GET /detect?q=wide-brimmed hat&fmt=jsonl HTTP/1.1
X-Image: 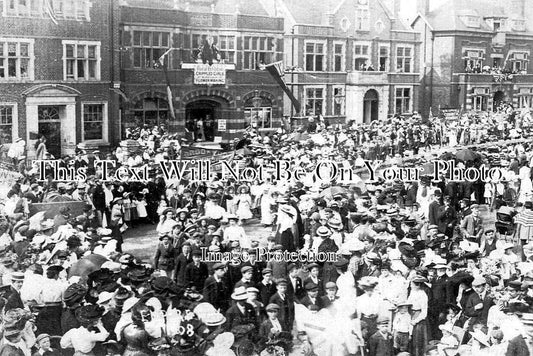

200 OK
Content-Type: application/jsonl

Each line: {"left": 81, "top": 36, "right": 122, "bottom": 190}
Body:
{"left": 327, "top": 218, "right": 343, "bottom": 230}
{"left": 161, "top": 208, "right": 174, "bottom": 216}
{"left": 75, "top": 304, "right": 104, "bottom": 323}
{"left": 316, "top": 226, "right": 332, "bottom": 238}
{"left": 472, "top": 276, "right": 487, "bottom": 286}
{"left": 115, "top": 287, "right": 132, "bottom": 300}
{"left": 470, "top": 330, "right": 490, "bottom": 347}
{"left": 396, "top": 300, "right": 413, "bottom": 308}
{"left": 231, "top": 286, "right": 248, "bottom": 301}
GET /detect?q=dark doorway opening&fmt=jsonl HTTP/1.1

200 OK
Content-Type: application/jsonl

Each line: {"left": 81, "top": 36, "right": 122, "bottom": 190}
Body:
{"left": 185, "top": 100, "right": 221, "bottom": 142}
{"left": 38, "top": 105, "right": 62, "bottom": 158}
{"left": 493, "top": 90, "right": 505, "bottom": 111}
{"left": 363, "top": 89, "right": 379, "bottom": 123}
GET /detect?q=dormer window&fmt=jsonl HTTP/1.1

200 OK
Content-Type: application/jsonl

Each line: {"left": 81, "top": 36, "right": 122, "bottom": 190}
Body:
{"left": 512, "top": 19, "right": 525, "bottom": 32}
{"left": 465, "top": 16, "right": 480, "bottom": 28}
{"left": 493, "top": 20, "right": 502, "bottom": 31}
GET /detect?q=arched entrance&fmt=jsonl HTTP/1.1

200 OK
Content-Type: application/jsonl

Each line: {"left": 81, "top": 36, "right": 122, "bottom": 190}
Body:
{"left": 185, "top": 98, "right": 226, "bottom": 142}
{"left": 493, "top": 90, "right": 505, "bottom": 111}
{"left": 363, "top": 89, "right": 379, "bottom": 123}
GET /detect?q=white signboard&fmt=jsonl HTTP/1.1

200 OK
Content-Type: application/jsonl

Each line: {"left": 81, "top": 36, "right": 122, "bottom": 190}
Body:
{"left": 217, "top": 119, "right": 227, "bottom": 131}
{"left": 194, "top": 64, "right": 226, "bottom": 85}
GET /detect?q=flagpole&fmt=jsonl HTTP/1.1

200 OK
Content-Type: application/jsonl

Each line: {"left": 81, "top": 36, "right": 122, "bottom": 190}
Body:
{"left": 158, "top": 48, "right": 176, "bottom": 121}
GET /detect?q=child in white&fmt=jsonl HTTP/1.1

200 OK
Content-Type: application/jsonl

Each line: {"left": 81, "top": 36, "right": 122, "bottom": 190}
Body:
{"left": 392, "top": 303, "right": 412, "bottom": 353}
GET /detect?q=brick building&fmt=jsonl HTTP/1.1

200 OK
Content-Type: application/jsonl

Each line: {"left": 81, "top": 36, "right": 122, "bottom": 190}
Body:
{"left": 118, "top": 0, "right": 285, "bottom": 142}
{"left": 0, "top": 0, "right": 119, "bottom": 159}
{"left": 261, "top": 0, "right": 421, "bottom": 124}
{"left": 412, "top": 0, "right": 533, "bottom": 116}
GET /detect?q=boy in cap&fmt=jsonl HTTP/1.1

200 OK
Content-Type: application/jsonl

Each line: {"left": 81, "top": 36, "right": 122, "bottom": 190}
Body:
{"left": 367, "top": 317, "right": 393, "bottom": 356}
{"left": 184, "top": 249, "right": 208, "bottom": 291}
{"left": 320, "top": 282, "right": 339, "bottom": 308}
{"left": 33, "top": 333, "right": 60, "bottom": 356}
{"left": 257, "top": 268, "right": 277, "bottom": 307}
{"left": 269, "top": 278, "right": 295, "bottom": 332}
{"left": 300, "top": 282, "right": 322, "bottom": 311}
{"left": 203, "top": 262, "right": 230, "bottom": 313}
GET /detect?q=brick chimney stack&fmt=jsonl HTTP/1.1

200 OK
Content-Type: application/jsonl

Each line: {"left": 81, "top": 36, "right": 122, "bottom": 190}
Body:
{"left": 417, "top": 0, "right": 429, "bottom": 16}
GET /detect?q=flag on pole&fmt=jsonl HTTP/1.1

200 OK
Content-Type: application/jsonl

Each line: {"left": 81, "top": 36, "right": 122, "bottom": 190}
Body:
{"left": 158, "top": 49, "right": 176, "bottom": 120}
{"left": 43, "top": 0, "right": 59, "bottom": 25}
{"left": 264, "top": 61, "right": 301, "bottom": 114}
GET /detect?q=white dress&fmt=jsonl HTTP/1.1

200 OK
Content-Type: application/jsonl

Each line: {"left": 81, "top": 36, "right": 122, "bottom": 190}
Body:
{"left": 260, "top": 190, "right": 274, "bottom": 225}
{"left": 235, "top": 194, "right": 253, "bottom": 220}
{"left": 336, "top": 271, "right": 357, "bottom": 315}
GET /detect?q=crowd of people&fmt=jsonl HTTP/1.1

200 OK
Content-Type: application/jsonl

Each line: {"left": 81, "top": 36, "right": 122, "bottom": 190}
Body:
{"left": 0, "top": 105, "right": 531, "bottom": 356}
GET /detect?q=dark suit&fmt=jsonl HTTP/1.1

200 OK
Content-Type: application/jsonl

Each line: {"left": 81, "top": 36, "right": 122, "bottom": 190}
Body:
{"left": 184, "top": 262, "right": 209, "bottom": 291}
{"left": 257, "top": 281, "right": 277, "bottom": 307}
{"left": 287, "top": 276, "right": 305, "bottom": 301}
{"left": 203, "top": 276, "right": 230, "bottom": 312}
{"left": 303, "top": 276, "right": 324, "bottom": 296}
{"left": 269, "top": 292, "right": 294, "bottom": 331}
{"left": 368, "top": 331, "right": 393, "bottom": 356}
{"left": 319, "top": 295, "right": 339, "bottom": 308}
{"left": 234, "top": 279, "right": 252, "bottom": 290}
{"left": 225, "top": 302, "right": 258, "bottom": 332}
{"left": 154, "top": 243, "right": 176, "bottom": 271}
{"left": 4, "top": 287, "right": 24, "bottom": 311}
{"left": 464, "top": 291, "right": 494, "bottom": 329}
{"left": 174, "top": 253, "right": 192, "bottom": 286}
{"left": 299, "top": 295, "right": 323, "bottom": 310}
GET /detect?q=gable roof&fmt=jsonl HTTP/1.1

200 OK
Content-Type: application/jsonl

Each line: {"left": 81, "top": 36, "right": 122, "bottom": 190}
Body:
{"left": 124, "top": 0, "right": 269, "bottom": 16}
{"left": 416, "top": 0, "right": 533, "bottom": 33}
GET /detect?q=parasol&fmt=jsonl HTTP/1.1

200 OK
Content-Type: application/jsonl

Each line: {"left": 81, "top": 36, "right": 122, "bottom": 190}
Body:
{"left": 319, "top": 186, "right": 349, "bottom": 199}
{"left": 68, "top": 254, "right": 108, "bottom": 279}
{"left": 455, "top": 148, "right": 478, "bottom": 162}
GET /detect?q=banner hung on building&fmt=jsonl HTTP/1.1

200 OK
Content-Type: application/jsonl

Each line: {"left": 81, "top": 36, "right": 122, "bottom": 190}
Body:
{"left": 193, "top": 64, "right": 226, "bottom": 85}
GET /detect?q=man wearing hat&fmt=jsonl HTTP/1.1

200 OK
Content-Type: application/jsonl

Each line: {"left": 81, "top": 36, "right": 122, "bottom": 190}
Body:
{"left": 0, "top": 328, "right": 27, "bottom": 356}
{"left": 4, "top": 271, "right": 25, "bottom": 311}
{"left": 258, "top": 303, "right": 291, "bottom": 349}
{"left": 300, "top": 282, "right": 323, "bottom": 311}
{"left": 184, "top": 248, "right": 209, "bottom": 292}
{"left": 257, "top": 268, "right": 277, "bottom": 307}
{"left": 320, "top": 282, "right": 339, "bottom": 308}
{"left": 460, "top": 204, "right": 484, "bottom": 242}
{"left": 203, "top": 262, "right": 230, "bottom": 312}
{"left": 33, "top": 333, "right": 60, "bottom": 356}
{"left": 174, "top": 242, "right": 192, "bottom": 287}
{"left": 464, "top": 276, "right": 494, "bottom": 330}
{"left": 367, "top": 316, "right": 393, "bottom": 356}
{"left": 269, "top": 278, "right": 295, "bottom": 332}
{"left": 225, "top": 286, "right": 258, "bottom": 334}
{"left": 235, "top": 265, "right": 254, "bottom": 290}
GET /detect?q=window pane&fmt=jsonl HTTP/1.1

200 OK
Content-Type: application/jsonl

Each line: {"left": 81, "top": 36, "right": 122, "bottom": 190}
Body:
{"left": 397, "top": 47, "right": 403, "bottom": 56}
{"left": 316, "top": 55, "right": 323, "bottom": 71}
{"left": 405, "top": 48, "right": 411, "bottom": 56}
{"left": 88, "top": 60, "right": 96, "bottom": 78}
{"left": 335, "top": 44, "right": 343, "bottom": 54}
{"left": 133, "top": 31, "right": 141, "bottom": 46}
{"left": 8, "top": 58, "right": 16, "bottom": 77}
{"left": 306, "top": 43, "right": 314, "bottom": 53}
{"left": 0, "top": 59, "right": 4, "bottom": 78}
{"left": 316, "top": 44, "right": 323, "bottom": 52}
{"left": 84, "top": 105, "right": 103, "bottom": 140}
{"left": 162, "top": 33, "right": 169, "bottom": 47}
{"left": 305, "top": 55, "right": 314, "bottom": 71}
{"left": 20, "top": 58, "right": 29, "bottom": 77}
{"left": 66, "top": 44, "right": 74, "bottom": 57}
{"left": 7, "top": 43, "right": 16, "bottom": 56}
{"left": 143, "top": 32, "right": 151, "bottom": 46}
{"left": 88, "top": 46, "right": 96, "bottom": 58}
{"left": 133, "top": 48, "right": 141, "bottom": 67}
{"left": 0, "top": 43, "right": 3, "bottom": 55}
{"left": 77, "top": 60, "right": 85, "bottom": 78}
{"left": 66, "top": 59, "right": 75, "bottom": 78}
{"left": 20, "top": 43, "right": 28, "bottom": 57}
{"left": 153, "top": 32, "right": 161, "bottom": 47}
{"left": 77, "top": 45, "right": 85, "bottom": 58}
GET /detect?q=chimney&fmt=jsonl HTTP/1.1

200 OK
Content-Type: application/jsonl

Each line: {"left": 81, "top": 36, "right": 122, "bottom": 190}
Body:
{"left": 394, "top": 0, "right": 401, "bottom": 17}
{"left": 417, "top": 0, "right": 429, "bottom": 16}
{"left": 510, "top": 0, "right": 525, "bottom": 17}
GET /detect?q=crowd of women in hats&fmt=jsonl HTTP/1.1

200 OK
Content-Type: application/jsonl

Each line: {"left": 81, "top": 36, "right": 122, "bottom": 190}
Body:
{"left": 299, "top": 103, "right": 532, "bottom": 164}
{"left": 0, "top": 105, "right": 532, "bottom": 356}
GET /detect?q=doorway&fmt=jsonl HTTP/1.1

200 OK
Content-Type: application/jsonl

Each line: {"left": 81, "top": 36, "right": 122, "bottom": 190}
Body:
{"left": 493, "top": 90, "right": 505, "bottom": 111}
{"left": 363, "top": 89, "right": 379, "bottom": 123}
{"left": 38, "top": 105, "right": 62, "bottom": 158}
{"left": 185, "top": 100, "right": 221, "bottom": 141}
